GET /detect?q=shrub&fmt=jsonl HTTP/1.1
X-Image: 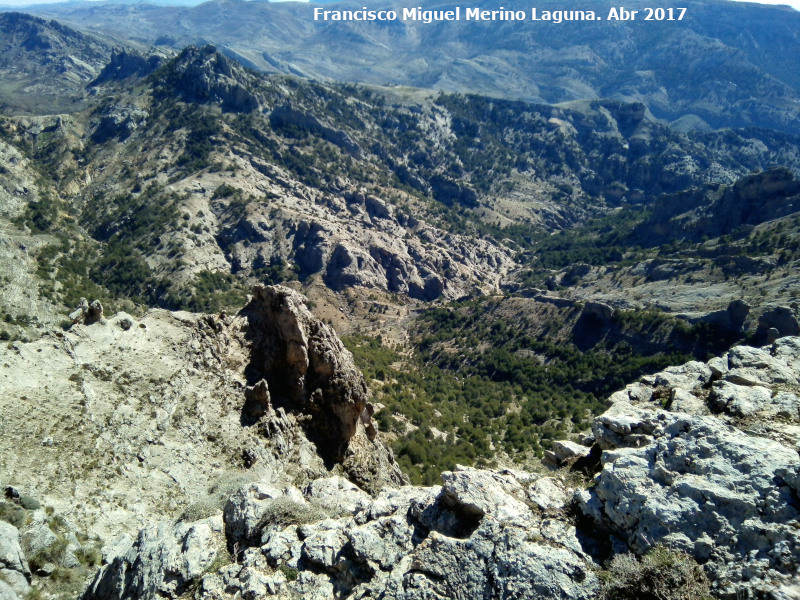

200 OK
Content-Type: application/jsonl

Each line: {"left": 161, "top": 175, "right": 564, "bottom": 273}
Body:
{"left": 599, "top": 545, "right": 712, "bottom": 600}
{"left": 0, "top": 502, "right": 27, "bottom": 528}
{"left": 19, "top": 496, "right": 41, "bottom": 510}
{"left": 257, "top": 497, "right": 326, "bottom": 532}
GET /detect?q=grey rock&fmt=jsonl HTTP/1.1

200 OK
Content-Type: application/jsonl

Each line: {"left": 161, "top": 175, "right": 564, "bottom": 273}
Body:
{"left": 20, "top": 521, "right": 56, "bottom": 558}
{"left": 325, "top": 243, "right": 388, "bottom": 291}
{"left": 304, "top": 476, "right": 371, "bottom": 515}
{"left": 0, "top": 521, "right": 30, "bottom": 582}
{"left": 101, "top": 533, "right": 134, "bottom": 564}
{"left": 649, "top": 360, "right": 712, "bottom": 390}
{"left": 223, "top": 482, "right": 305, "bottom": 546}
{"left": 710, "top": 380, "right": 773, "bottom": 418}
{"left": 299, "top": 520, "right": 348, "bottom": 571}
{"left": 724, "top": 345, "right": 798, "bottom": 387}
{"left": 82, "top": 517, "right": 220, "bottom": 600}
{"left": 575, "top": 338, "right": 800, "bottom": 597}
{"left": 758, "top": 306, "right": 800, "bottom": 339}
{"left": 583, "top": 301, "right": 614, "bottom": 323}
{"left": 527, "top": 478, "right": 569, "bottom": 512}
{"left": 261, "top": 525, "right": 304, "bottom": 569}
{"left": 550, "top": 440, "right": 591, "bottom": 465}
{"left": 0, "top": 579, "right": 19, "bottom": 600}
{"left": 0, "top": 570, "right": 29, "bottom": 598}
{"left": 240, "top": 285, "right": 405, "bottom": 489}
{"left": 219, "top": 466, "right": 598, "bottom": 600}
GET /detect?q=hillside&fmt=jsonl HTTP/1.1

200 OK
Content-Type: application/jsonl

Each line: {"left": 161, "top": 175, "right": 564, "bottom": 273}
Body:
{"left": 2, "top": 41, "right": 799, "bottom": 331}
{"left": 23, "top": 0, "right": 800, "bottom": 134}
{"left": 1, "top": 9, "right": 800, "bottom": 599}
{"left": 0, "top": 12, "right": 115, "bottom": 114}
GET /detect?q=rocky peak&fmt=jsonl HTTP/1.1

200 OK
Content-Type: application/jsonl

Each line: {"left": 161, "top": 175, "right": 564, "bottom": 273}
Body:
{"left": 91, "top": 48, "right": 164, "bottom": 86}
{"left": 153, "top": 45, "right": 259, "bottom": 112}
{"left": 238, "top": 285, "right": 404, "bottom": 490}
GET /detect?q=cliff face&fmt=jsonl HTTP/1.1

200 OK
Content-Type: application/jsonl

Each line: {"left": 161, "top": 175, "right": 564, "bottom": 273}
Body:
{"left": 76, "top": 336, "right": 800, "bottom": 600}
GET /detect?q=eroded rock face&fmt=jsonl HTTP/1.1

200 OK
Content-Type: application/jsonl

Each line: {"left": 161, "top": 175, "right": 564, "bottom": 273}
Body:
{"left": 239, "top": 285, "right": 405, "bottom": 490}
{"left": 580, "top": 336, "right": 800, "bottom": 598}
{"left": 0, "top": 521, "right": 30, "bottom": 600}
{"left": 240, "top": 285, "right": 367, "bottom": 456}
{"left": 82, "top": 517, "right": 222, "bottom": 600}
{"left": 76, "top": 338, "right": 800, "bottom": 600}
{"left": 160, "top": 46, "right": 259, "bottom": 112}
{"left": 208, "top": 470, "right": 598, "bottom": 600}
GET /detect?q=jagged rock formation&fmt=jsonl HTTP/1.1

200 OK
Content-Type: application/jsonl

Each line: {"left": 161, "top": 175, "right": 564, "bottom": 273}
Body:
{"left": 0, "top": 521, "right": 31, "bottom": 600}
{"left": 90, "top": 49, "right": 163, "bottom": 86}
{"left": 68, "top": 298, "right": 104, "bottom": 324}
{"left": 238, "top": 285, "right": 405, "bottom": 490}
{"left": 0, "top": 286, "right": 403, "bottom": 548}
{"left": 153, "top": 45, "right": 260, "bottom": 113}
{"left": 83, "top": 516, "right": 222, "bottom": 600}
{"left": 86, "top": 470, "right": 598, "bottom": 600}
{"left": 633, "top": 168, "right": 800, "bottom": 245}
{"left": 79, "top": 337, "right": 800, "bottom": 600}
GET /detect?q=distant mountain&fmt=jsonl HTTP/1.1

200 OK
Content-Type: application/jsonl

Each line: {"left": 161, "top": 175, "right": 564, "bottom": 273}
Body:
{"left": 19, "top": 0, "right": 800, "bottom": 133}
{"left": 0, "top": 12, "right": 115, "bottom": 113}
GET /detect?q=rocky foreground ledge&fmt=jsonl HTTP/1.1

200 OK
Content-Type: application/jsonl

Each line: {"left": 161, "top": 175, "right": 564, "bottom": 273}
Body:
{"left": 75, "top": 337, "right": 800, "bottom": 600}
{"left": 2, "top": 289, "right": 799, "bottom": 600}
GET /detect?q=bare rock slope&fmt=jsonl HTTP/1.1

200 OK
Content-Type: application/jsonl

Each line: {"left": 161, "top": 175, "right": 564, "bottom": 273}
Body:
{"left": 0, "top": 285, "right": 402, "bottom": 544}
{"left": 81, "top": 336, "right": 800, "bottom": 599}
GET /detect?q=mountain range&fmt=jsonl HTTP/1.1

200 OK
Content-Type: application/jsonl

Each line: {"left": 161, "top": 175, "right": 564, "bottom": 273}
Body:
{"left": 1, "top": 3, "right": 800, "bottom": 599}
{"left": 15, "top": 0, "right": 800, "bottom": 134}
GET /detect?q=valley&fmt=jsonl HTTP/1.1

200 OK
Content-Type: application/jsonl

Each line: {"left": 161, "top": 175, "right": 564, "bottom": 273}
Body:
{"left": 0, "top": 4, "right": 799, "bottom": 599}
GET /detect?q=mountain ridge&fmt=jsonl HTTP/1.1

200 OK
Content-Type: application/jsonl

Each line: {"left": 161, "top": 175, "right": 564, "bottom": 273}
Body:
{"left": 19, "top": 0, "right": 800, "bottom": 134}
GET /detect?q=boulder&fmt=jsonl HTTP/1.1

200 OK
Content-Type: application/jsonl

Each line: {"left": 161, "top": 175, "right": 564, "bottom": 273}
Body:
{"left": 82, "top": 517, "right": 221, "bottom": 600}
{"left": 0, "top": 522, "right": 30, "bottom": 586}
{"left": 223, "top": 482, "right": 306, "bottom": 547}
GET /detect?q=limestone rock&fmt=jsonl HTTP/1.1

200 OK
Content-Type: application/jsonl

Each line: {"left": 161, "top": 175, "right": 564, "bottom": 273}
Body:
{"left": 82, "top": 517, "right": 222, "bottom": 600}
{"left": 223, "top": 482, "right": 306, "bottom": 547}
{"left": 574, "top": 336, "right": 800, "bottom": 597}
{"left": 166, "top": 46, "right": 259, "bottom": 112}
{"left": 0, "top": 521, "right": 30, "bottom": 585}
{"left": 212, "top": 466, "right": 598, "bottom": 600}
{"left": 304, "top": 476, "right": 371, "bottom": 515}
{"left": 239, "top": 285, "right": 405, "bottom": 489}
{"left": 0, "top": 579, "right": 20, "bottom": 600}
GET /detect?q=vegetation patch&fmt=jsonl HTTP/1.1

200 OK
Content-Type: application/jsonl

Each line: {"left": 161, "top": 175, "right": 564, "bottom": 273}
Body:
{"left": 599, "top": 545, "right": 712, "bottom": 600}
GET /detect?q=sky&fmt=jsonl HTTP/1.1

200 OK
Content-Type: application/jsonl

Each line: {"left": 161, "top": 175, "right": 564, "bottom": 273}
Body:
{"left": 1, "top": 0, "right": 799, "bottom": 9}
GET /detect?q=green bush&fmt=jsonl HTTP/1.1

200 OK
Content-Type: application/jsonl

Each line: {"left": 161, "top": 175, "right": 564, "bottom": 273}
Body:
{"left": 19, "top": 496, "right": 41, "bottom": 510}
{"left": 0, "top": 502, "right": 28, "bottom": 528}
{"left": 599, "top": 545, "right": 712, "bottom": 600}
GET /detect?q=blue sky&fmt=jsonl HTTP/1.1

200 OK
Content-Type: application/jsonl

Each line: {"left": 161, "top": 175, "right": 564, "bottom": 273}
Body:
{"left": 1, "top": 0, "right": 799, "bottom": 9}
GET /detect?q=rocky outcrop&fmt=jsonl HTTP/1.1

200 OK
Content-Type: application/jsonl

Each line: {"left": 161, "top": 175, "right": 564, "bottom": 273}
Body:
{"left": 201, "top": 470, "right": 598, "bottom": 600}
{"left": 82, "top": 516, "right": 222, "bottom": 600}
{"left": 91, "top": 105, "right": 149, "bottom": 143}
{"left": 157, "top": 46, "right": 259, "bottom": 112}
{"left": 0, "top": 521, "right": 31, "bottom": 600}
{"left": 239, "top": 285, "right": 405, "bottom": 490}
{"left": 68, "top": 298, "right": 104, "bottom": 324}
{"left": 757, "top": 305, "right": 800, "bottom": 341}
{"left": 578, "top": 336, "right": 800, "bottom": 598}
{"left": 73, "top": 335, "right": 800, "bottom": 600}
{"left": 270, "top": 104, "right": 362, "bottom": 158}
{"left": 90, "top": 49, "right": 163, "bottom": 86}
